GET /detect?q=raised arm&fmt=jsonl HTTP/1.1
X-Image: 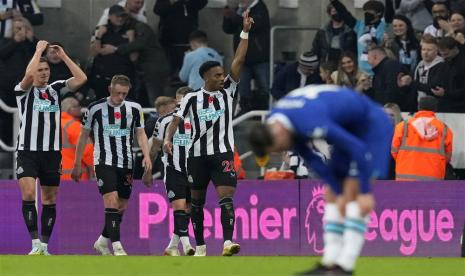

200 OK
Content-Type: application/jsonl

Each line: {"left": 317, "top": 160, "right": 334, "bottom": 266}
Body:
{"left": 19, "top": 40, "right": 48, "bottom": 90}
{"left": 71, "top": 128, "right": 91, "bottom": 182}
{"left": 230, "top": 11, "right": 253, "bottom": 82}
{"left": 52, "top": 45, "right": 87, "bottom": 91}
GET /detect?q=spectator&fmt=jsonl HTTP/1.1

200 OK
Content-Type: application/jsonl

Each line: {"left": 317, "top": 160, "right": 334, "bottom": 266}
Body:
{"left": 45, "top": 42, "right": 72, "bottom": 83}
{"left": 0, "top": 17, "right": 37, "bottom": 145}
{"left": 116, "top": 17, "right": 170, "bottom": 107}
{"left": 331, "top": 51, "right": 371, "bottom": 93}
{"left": 367, "top": 46, "right": 416, "bottom": 111}
{"left": 424, "top": 1, "right": 450, "bottom": 37}
{"left": 383, "top": 102, "right": 403, "bottom": 180}
{"left": 179, "top": 30, "right": 223, "bottom": 91}
{"left": 330, "top": 0, "right": 387, "bottom": 75}
{"left": 89, "top": 5, "right": 136, "bottom": 100}
{"left": 60, "top": 96, "right": 93, "bottom": 181}
{"left": 319, "top": 62, "right": 336, "bottom": 84}
{"left": 413, "top": 34, "right": 448, "bottom": 103}
{"left": 384, "top": 14, "right": 420, "bottom": 73}
{"left": 391, "top": 96, "right": 453, "bottom": 181}
{"left": 311, "top": 2, "right": 357, "bottom": 64}
{"left": 223, "top": 0, "right": 270, "bottom": 113}
{"left": 97, "top": 0, "right": 147, "bottom": 26}
{"left": 0, "top": 0, "right": 43, "bottom": 38}
{"left": 154, "top": 0, "right": 208, "bottom": 80}
{"left": 271, "top": 52, "right": 324, "bottom": 100}
{"left": 385, "top": 0, "right": 432, "bottom": 32}
{"left": 437, "top": 36, "right": 465, "bottom": 112}
{"left": 440, "top": 10, "right": 465, "bottom": 45}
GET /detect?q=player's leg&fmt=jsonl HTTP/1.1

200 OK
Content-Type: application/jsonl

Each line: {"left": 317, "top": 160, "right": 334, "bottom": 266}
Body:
{"left": 17, "top": 151, "right": 41, "bottom": 254}
{"left": 187, "top": 156, "right": 210, "bottom": 256}
{"left": 211, "top": 152, "right": 240, "bottom": 256}
{"left": 164, "top": 167, "right": 194, "bottom": 256}
{"left": 37, "top": 151, "right": 62, "bottom": 256}
{"left": 93, "top": 165, "right": 120, "bottom": 255}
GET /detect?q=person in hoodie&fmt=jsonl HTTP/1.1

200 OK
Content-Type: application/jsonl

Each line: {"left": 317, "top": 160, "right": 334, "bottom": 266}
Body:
{"left": 391, "top": 96, "right": 453, "bottom": 181}
{"left": 330, "top": 0, "right": 387, "bottom": 75}
{"left": 413, "top": 34, "right": 448, "bottom": 103}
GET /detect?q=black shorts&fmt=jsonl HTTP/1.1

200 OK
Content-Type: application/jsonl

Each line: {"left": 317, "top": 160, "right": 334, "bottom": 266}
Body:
{"left": 94, "top": 165, "right": 133, "bottom": 199}
{"left": 187, "top": 152, "right": 237, "bottom": 190}
{"left": 164, "top": 165, "right": 191, "bottom": 203}
{"left": 16, "top": 151, "right": 62, "bottom": 186}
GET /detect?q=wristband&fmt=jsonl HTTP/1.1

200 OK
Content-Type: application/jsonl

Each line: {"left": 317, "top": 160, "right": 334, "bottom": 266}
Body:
{"left": 240, "top": 31, "right": 249, "bottom": 40}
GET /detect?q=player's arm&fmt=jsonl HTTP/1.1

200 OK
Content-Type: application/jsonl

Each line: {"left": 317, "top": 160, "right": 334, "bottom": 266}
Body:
{"left": 19, "top": 40, "right": 48, "bottom": 91}
{"left": 71, "top": 128, "right": 91, "bottom": 182}
{"left": 137, "top": 127, "right": 153, "bottom": 178}
{"left": 230, "top": 11, "right": 253, "bottom": 82}
{"left": 163, "top": 116, "right": 181, "bottom": 155}
{"left": 53, "top": 45, "right": 87, "bottom": 91}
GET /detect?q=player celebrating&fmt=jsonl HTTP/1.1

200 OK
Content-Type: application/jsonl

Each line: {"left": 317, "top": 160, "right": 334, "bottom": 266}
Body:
{"left": 249, "top": 85, "right": 392, "bottom": 275}
{"left": 15, "top": 41, "right": 87, "bottom": 255}
{"left": 71, "top": 75, "right": 152, "bottom": 256}
{"left": 143, "top": 87, "right": 195, "bottom": 256}
{"left": 163, "top": 12, "right": 253, "bottom": 257}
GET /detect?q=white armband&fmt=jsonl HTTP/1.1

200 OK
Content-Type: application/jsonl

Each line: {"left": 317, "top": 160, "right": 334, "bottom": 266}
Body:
{"left": 240, "top": 31, "right": 249, "bottom": 40}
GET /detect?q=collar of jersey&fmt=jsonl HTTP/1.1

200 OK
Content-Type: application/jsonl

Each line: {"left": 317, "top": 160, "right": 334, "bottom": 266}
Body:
{"left": 200, "top": 87, "right": 220, "bottom": 94}
{"left": 106, "top": 97, "right": 125, "bottom": 108}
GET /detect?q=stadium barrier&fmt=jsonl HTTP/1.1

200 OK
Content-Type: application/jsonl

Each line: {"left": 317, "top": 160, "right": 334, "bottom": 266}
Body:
{"left": 1, "top": 180, "right": 464, "bottom": 256}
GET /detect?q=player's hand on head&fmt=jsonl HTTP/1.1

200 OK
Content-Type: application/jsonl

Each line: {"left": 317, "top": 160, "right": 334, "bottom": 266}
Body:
{"left": 36, "top": 40, "right": 49, "bottom": 52}
{"left": 242, "top": 11, "right": 254, "bottom": 32}
{"left": 52, "top": 45, "right": 66, "bottom": 59}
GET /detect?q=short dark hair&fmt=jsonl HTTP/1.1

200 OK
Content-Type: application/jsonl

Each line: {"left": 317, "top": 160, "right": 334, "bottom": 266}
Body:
{"left": 368, "top": 46, "right": 387, "bottom": 56}
{"left": 421, "top": 34, "right": 438, "bottom": 45}
{"left": 248, "top": 123, "right": 273, "bottom": 158}
{"left": 437, "top": 36, "right": 458, "bottom": 50}
{"left": 189, "top": 30, "right": 208, "bottom": 44}
{"left": 363, "top": 0, "right": 385, "bottom": 14}
{"left": 199, "top": 61, "right": 222, "bottom": 78}
{"left": 418, "top": 96, "right": 438, "bottom": 112}
{"left": 39, "top": 57, "right": 49, "bottom": 64}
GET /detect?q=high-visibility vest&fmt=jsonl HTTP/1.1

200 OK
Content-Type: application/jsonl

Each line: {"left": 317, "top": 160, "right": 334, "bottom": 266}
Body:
{"left": 61, "top": 112, "right": 94, "bottom": 180}
{"left": 391, "top": 111, "right": 453, "bottom": 181}
{"left": 233, "top": 147, "right": 246, "bottom": 179}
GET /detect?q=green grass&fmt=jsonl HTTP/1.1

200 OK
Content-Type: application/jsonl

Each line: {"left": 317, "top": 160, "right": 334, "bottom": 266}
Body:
{"left": 0, "top": 256, "right": 464, "bottom": 276}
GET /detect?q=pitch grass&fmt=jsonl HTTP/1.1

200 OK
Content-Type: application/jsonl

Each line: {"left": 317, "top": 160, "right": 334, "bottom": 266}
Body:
{"left": 1, "top": 256, "right": 464, "bottom": 276}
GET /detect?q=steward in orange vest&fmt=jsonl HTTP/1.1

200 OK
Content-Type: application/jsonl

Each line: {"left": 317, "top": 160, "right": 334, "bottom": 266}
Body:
{"left": 60, "top": 97, "right": 94, "bottom": 180}
{"left": 391, "top": 96, "right": 453, "bottom": 181}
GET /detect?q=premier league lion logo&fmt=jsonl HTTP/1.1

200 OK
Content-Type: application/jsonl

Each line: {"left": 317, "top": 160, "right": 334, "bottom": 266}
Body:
{"left": 305, "top": 185, "right": 325, "bottom": 254}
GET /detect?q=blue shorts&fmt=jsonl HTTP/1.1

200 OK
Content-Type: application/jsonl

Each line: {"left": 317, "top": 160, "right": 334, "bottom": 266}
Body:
{"left": 327, "top": 111, "right": 392, "bottom": 194}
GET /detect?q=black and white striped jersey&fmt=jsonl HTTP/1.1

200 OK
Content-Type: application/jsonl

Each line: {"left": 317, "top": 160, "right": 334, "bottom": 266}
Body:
{"left": 174, "top": 75, "right": 237, "bottom": 157}
{"left": 15, "top": 80, "right": 70, "bottom": 151}
{"left": 82, "top": 97, "right": 144, "bottom": 169}
{"left": 153, "top": 112, "right": 191, "bottom": 173}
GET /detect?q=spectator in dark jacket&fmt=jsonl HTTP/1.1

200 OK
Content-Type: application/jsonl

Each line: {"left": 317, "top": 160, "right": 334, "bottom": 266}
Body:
{"left": 223, "top": 0, "right": 270, "bottom": 113}
{"left": 367, "top": 46, "right": 416, "bottom": 111}
{"left": 154, "top": 0, "right": 208, "bottom": 79}
{"left": 0, "top": 0, "right": 43, "bottom": 38}
{"left": 117, "top": 17, "right": 170, "bottom": 107}
{"left": 413, "top": 34, "right": 448, "bottom": 103}
{"left": 0, "top": 16, "right": 37, "bottom": 144}
{"left": 312, "top": 2, "right": 357, "bottom": 65}
{"left": 271, "top": 52, "right": 324, "bottom": 100}
{"left": 438, "top": 36, "right": 465, "bottom": 112}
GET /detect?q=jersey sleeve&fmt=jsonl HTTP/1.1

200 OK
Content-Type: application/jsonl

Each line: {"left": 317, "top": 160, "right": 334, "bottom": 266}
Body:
{"left": 14, "top": 82, "right": 31, "bottom": 96}
{"left": 223, "top": 74, "right": 238, "bottom": 97}
{"left": 135, "top": 104, "right": 145, "bottom": 129}
{"left": 174, "top": 94, "right": 193, "bottom": 120}
{"left": 81, "top": 106, "right": 95, "bottom": 130}
{"left": 153, "top": 117, "right": 165, "bottom": 141}
{"left": 50, "top": 80, "right": 71, "bottom": 96}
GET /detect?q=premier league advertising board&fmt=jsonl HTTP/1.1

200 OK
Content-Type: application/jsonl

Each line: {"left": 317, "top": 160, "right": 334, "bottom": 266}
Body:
{"left": 1, "top": 180, "right": 464, "bottom": 256}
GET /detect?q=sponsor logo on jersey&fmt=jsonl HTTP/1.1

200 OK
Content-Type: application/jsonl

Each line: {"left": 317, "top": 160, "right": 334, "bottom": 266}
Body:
{"left": 198, "top": 108, "right": 224, "bottom": 122}
{"left": 173, "top": 133, "right": 191, "bottom": 146}
{"left": 33, "top": 98, "right": 59, "bottom": 112}
{"left": 16, "top": 166, "right": 24, "bottom": 175}
{"left": 103, "top": 124, "right": 130, "bottom": 137}
{"left": 97, "top": 179, "right": 104, "bottom": 187}
{"left": 167, "top": 190, "right": 175, "bottom": 199}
